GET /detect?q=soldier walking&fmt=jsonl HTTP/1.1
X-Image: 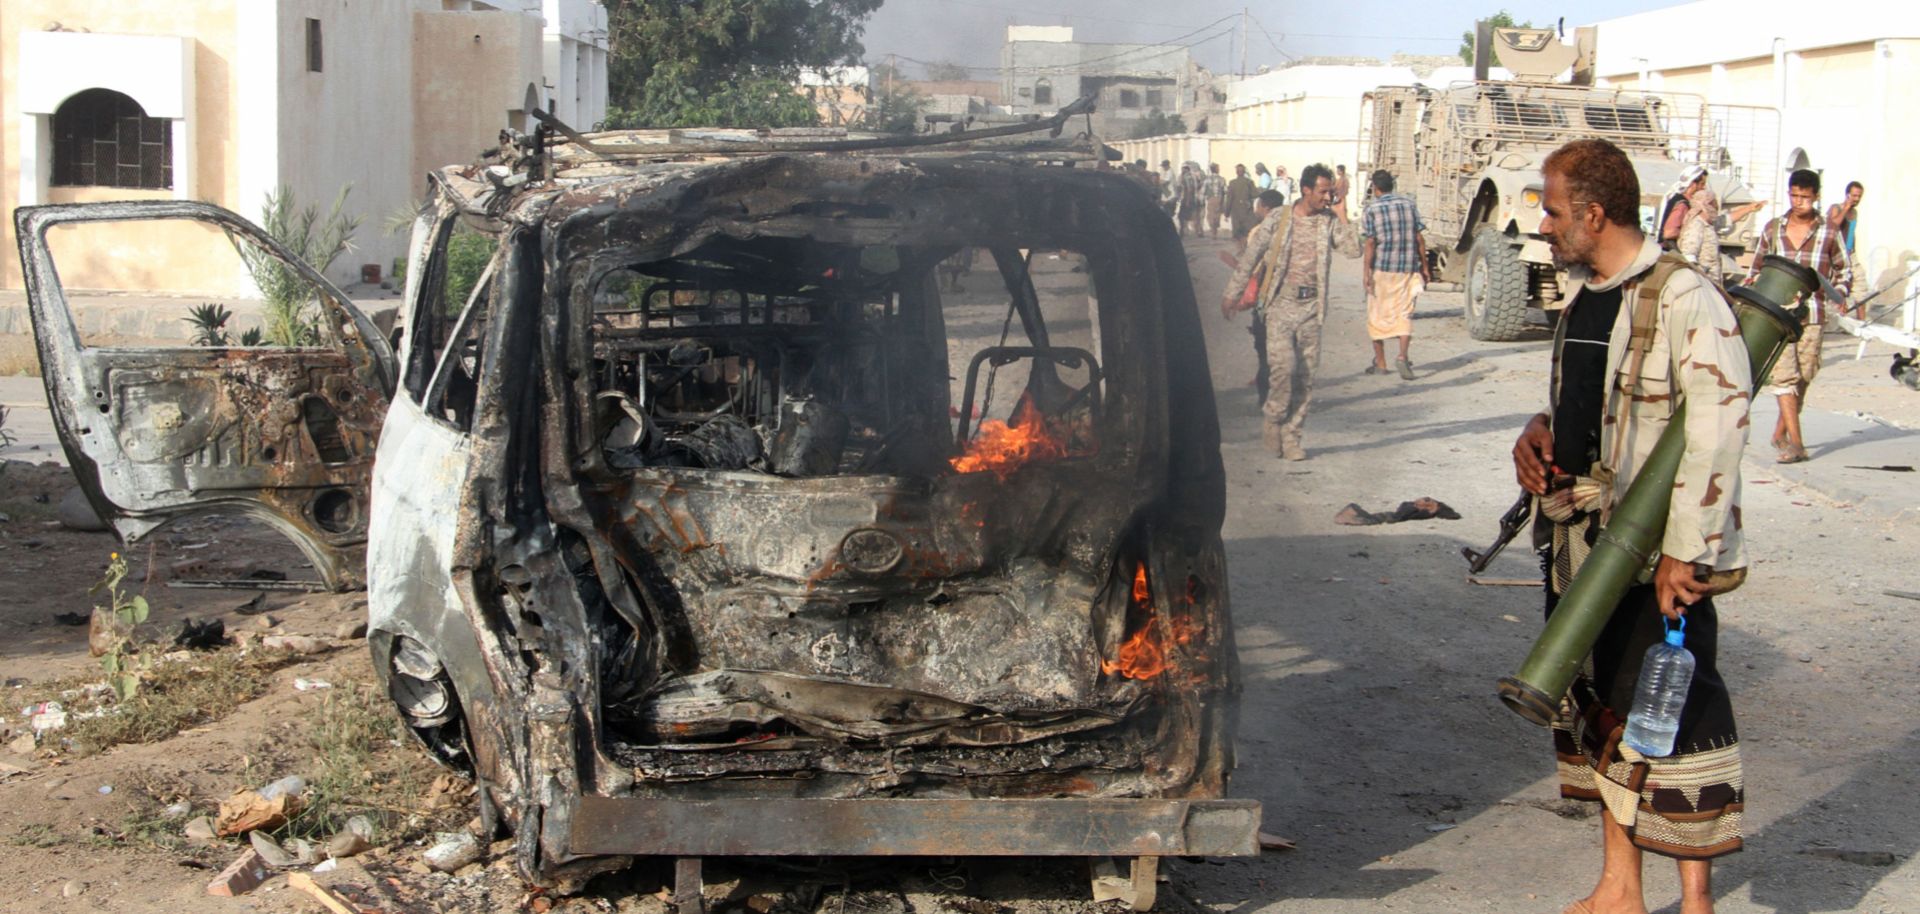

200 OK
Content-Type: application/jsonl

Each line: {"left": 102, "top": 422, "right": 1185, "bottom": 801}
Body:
{"left": 1225, "top": 164, "right": 1258, "bottom": 247}
{"left": 1202, "top": 163, "right": 1229, "bottom": 239}
{"left": 1224, "top": 165, "right": 1358, "bottom": 459}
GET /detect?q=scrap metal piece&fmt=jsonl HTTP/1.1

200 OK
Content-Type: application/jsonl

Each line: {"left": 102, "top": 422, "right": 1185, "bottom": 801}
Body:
{"left": 673, "top": 858, "right": 704, "bottom": 914}
{"left": 567, "top": 798, "right": 1261, "bottom": 857}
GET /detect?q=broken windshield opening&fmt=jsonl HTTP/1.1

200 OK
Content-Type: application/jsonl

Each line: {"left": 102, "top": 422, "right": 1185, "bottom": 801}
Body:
{"left": 582, "top": 236, "right": 1107, "bottom": 480}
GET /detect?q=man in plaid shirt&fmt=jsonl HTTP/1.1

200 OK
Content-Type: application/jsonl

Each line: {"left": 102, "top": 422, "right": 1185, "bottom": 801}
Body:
{"left": 1361, "top": 170, "right": 1430, "bottom": 380}
{"left": 1745, "top": 168, "right": 1851, "bottom": 463}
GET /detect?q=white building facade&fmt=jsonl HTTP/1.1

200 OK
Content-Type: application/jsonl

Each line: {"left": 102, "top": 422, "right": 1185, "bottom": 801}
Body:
{"left": 1587, "top": 0, "right": 1920, "bottom": 290}
{"left": 3, "top": 0, "right": 609, "bottom": 294}
{"left": 1112, "top": 61, "right": 1486, "bottom": 185}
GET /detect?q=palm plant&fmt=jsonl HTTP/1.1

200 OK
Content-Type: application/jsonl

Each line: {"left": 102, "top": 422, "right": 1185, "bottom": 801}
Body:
{"left": 232, "top": 186, "right": 360, "bottom": 347}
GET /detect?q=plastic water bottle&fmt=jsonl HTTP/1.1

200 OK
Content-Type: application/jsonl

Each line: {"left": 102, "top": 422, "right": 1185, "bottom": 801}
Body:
{"left": 1623, "top": 618, "right": 1695, "bottom": 757}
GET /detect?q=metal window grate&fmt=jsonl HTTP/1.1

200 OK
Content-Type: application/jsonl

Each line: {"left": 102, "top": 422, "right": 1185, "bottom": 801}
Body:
{"left": 50, "top": 88, "right": 172, "bottom": 190}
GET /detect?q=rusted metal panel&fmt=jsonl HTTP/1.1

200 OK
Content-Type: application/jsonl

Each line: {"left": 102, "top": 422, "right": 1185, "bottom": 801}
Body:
{"left": 13, "top": 200, "right": 396, "bottom": 592}
{"left": 567, "top": 798, "right": 1261, "bottom": 857}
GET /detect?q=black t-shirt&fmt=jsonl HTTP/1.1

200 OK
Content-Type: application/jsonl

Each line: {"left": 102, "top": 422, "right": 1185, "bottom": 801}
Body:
{"left": 1552, "top": 285, "right": 1623, "bottom": 477}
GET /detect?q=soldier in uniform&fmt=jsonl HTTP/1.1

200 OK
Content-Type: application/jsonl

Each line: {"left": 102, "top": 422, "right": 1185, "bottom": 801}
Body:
{"left": 1223, "top": 164, "right": 1358, "bottom": 459}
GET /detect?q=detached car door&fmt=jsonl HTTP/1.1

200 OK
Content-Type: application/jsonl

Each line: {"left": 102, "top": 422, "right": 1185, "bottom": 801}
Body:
{"left": 15, "top": 200, "right": 395, "bottom": 591}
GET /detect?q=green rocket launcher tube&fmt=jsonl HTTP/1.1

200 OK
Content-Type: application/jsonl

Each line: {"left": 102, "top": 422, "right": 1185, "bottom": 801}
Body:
{"left": 1497, "top": 255, "right": 1819, "bottom": 726}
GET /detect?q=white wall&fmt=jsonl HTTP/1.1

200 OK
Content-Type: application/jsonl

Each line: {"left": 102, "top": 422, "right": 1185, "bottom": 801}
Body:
{"left": 542, "top": 0, "right": 608, "bottom": 128}
{"left": 274, "top": 0, "right": 415, "bottom": 288}
{"left": 1588, "top": 0, "right": 1920, "bottom": 76}
{"left": 1588, "top": 0, "right": 1920, "bottom": 286}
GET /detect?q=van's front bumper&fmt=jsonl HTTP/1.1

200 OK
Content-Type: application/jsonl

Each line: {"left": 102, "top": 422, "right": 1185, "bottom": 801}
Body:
{"left": 568, "top": 797, "right": 1262, "bottom": 857}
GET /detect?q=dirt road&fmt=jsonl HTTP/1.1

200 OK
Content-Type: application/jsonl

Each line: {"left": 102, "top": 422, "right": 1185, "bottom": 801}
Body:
{"left": 1178, "top": 228, "right": 1919, "bottom": 914}
{"left": 1, "top": 227, "right": 1916, "bottom": 913}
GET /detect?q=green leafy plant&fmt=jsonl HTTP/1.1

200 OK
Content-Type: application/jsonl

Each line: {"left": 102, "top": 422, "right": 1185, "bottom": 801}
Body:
{"left": 233, "top": 185, "right": 360, "bottom": 347}
{"left": 90, "top": 552, "right": 150, "bottom": 700}
{"left": 0, "top": 404, "right": 15, "bottom": 451}
{"left": 603, "top": 0, "right": 881, "bottom": 128}
{"left": 184, "top": 303, "right": 233, "bottom": 346}
{"left": 443, "top": 231, "right": 494, "bottom": 315}
{"left": 866, "top": 80, "right": 928, "bottom": 134}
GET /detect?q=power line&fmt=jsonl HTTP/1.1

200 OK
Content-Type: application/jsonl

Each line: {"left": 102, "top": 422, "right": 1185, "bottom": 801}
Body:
{"left": 1245, "top": 14, "right": 1296, "bottom": 64}
{"left": 925, "top": 0, "right": 1190, "bottom": 31}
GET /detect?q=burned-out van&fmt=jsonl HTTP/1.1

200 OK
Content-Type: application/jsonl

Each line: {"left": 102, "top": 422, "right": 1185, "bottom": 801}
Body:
{"left": 17, "top": 109, "right": 1255, "bottom": 906}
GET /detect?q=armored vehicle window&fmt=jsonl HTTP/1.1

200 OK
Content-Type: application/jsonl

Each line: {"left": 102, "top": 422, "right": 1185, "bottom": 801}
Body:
{"left": 1582, "top": 104, "right": 1654, "bottom": 136}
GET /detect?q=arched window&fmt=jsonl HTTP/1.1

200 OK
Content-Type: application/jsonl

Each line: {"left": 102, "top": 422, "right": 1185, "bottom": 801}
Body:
{"left": 1033, "top": 79, "right": 1053, "bottom": 106}
{"left": 51, "top": 89, "right": 173, "bottom": 190}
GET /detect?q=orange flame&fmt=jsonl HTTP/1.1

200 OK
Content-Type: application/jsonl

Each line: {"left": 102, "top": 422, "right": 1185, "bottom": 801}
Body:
{"left": 949, "top": 399, "right": 1076, "bottom": 479}
{"left": 1103, "top": 621, "right": 1169, "bottom": 680}
{"left": 1104, "top": 562, "right": 1173, "bottom": 680}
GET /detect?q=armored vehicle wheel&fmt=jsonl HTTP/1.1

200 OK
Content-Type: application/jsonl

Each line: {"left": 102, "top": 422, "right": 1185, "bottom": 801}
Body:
{"left": 1464, "top": 228, "right": 1529, "bottom": 342}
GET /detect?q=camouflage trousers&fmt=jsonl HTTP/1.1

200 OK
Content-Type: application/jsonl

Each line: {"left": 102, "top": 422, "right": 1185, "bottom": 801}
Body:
{"left": 1262, "top": 299, "right": 1322, "bottom": 440}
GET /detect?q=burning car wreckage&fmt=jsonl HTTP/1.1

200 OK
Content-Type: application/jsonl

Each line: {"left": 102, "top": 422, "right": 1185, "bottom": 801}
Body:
{"left": 16, "top": 97, "right": 1258, "bottom": 904}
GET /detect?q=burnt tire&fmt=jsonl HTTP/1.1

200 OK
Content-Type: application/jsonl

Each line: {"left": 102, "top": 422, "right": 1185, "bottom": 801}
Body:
{"left": 1464, "top": 228, "right": 1530, "bottom": 342}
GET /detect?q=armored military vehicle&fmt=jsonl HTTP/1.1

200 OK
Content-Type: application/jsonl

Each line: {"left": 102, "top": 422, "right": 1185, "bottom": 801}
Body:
{"left": 1359, "top": 27, "right": 1777, "bottom": 340}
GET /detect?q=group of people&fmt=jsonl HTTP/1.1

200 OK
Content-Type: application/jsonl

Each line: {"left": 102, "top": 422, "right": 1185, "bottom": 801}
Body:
{"left": 1211, "top": 160, "right": 1425, "bottom": 460}
{"left": 1189, "top": 137, "right": 1856, "bottom": 914}
{"left": 1127, "top": 159, "right": 1304, "bottom": 239}
{"left": 1189, "top": 148, "right": 1861, "bottom": 473}
{"left": 1659, "top": 162, "right": 1865, "bottom": 463}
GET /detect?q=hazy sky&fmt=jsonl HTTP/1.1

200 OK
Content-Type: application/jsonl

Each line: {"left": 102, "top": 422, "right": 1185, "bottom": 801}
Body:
{"left": 858, "top": 0, "right": 1681, "bottom": 77}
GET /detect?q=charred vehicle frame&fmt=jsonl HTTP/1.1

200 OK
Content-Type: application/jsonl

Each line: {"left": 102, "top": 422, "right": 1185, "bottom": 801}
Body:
{"left": 18, "top": 104, "right": 1256, "bottom": 905}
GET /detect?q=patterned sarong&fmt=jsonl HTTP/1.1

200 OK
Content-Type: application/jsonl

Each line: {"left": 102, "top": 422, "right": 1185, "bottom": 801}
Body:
{"left": 1546, "top": 580, "right": 1745, "bottom": 859}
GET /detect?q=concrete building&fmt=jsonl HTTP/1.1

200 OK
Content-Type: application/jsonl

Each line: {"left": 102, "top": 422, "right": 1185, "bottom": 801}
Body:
{"left": 1, "top": 0, "right": 607, "bottom": 296}
{"left": 1113, "top": 59, "right": 1483, "bottom": 184}
{"left": 1587, "top": 0, "right": 1920, "bottom": 289}
{"left": 909, "top": 79, "right": 1004, "bottom": 119}
{"left": 999, "top": 26, "right": 1205, "bottom": 137}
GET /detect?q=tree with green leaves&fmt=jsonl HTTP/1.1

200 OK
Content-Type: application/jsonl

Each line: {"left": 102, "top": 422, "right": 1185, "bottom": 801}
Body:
{"left": 1460, "top": 10, "right": 1533, "bottom": 65}
{"left": 604, "top": 0, "right": 884, "bottom": 129}
{"left": 866, "top": 81, "right": 928, "bottom": 135}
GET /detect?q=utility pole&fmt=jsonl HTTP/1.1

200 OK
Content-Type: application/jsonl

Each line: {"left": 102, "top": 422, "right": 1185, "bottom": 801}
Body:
{"left": 1239, "top": 8, "right": 1248, "bottom": 78}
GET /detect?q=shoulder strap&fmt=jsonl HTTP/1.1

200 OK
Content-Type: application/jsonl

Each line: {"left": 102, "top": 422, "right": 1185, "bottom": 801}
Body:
{"left": 1259, "top": 206, "right": 1295, "bottom": 277}
{"left": 1627, "top": 251, "right": 1694, "bottom": 364}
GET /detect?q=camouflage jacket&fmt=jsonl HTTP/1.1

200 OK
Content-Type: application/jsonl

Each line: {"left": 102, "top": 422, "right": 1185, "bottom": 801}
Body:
{"left": 1545, "top": 237, "right": 1752, "bottom": 570}
{"left": 1256, "top": 203, "right": 1361, "bottom": 316}
{"left": 1222, "top": 208, "right": 1286, "bottom": 309}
